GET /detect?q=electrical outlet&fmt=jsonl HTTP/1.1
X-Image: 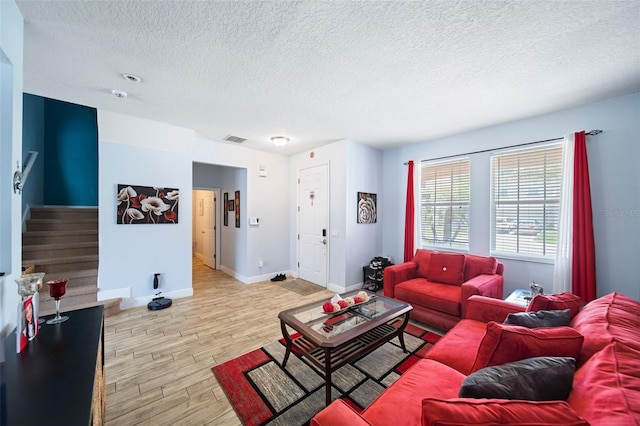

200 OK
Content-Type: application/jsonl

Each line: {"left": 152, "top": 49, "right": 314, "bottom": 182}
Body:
{"left": 258, "top": 260, "right": 264, "bottom": 268}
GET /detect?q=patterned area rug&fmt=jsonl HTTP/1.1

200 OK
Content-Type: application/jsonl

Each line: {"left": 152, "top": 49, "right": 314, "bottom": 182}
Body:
{"left": 212, "top": 320, "right": 442, "bottom": 426}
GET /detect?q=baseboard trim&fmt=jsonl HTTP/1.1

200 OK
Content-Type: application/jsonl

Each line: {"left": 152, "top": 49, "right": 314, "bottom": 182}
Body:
{"left": 97, "top": 287, "right": 131, "bottom": 301}
{"left": 246, "top": 270, "right": 297, "bottom": 284}
{"left": 219, "top": 265, "right": 248, "bottom": 283}
{"left": 220, "top": 266, "right": 298, "bottom": 285}
{"left": 99, "top": 287, "right": 194, "bottom": 309}
{"left": 327, "top": 282, "right": 355, "bottom": 293}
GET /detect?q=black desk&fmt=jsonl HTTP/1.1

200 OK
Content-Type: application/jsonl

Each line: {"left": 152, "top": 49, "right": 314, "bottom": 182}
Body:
{"left": 4, "top": 306, "right": 104, "bottom": 426}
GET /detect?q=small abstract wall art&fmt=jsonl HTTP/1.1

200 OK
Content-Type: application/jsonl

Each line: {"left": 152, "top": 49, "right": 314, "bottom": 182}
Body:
{"left": 117, "top": 184, "right": 179, "bottom": 224}
{"left": 228, "top": 200, "right": 235, "bottom": 212}
{"left": 223, "top": 192, "right": 228, "bottom": 226}
{"left": 357, "top": 192, "right": 377, "bottom": 224}
{"left": 235, "top": 191, "right": 241, "bottom": 228}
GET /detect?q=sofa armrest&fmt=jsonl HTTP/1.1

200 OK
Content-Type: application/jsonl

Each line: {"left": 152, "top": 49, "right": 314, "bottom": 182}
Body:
{"left": 465, "top": 295, "right": 526, "bottom": 323}
{"left": 383, "top": 261, "right": 418, "bottom": 298}
{"left": 310, "top": 400, "right": 373, "bottom": 426}
{"left": 460, "top": 274, "right": 504, "bottom": 319}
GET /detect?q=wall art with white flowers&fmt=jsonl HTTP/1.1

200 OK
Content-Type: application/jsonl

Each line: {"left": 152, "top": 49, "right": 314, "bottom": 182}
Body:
{"left": 117, "top": 184, "right": 179, "bottom": 224}
{"left": 357, "top": 192, "right": 377, "bottom": 224}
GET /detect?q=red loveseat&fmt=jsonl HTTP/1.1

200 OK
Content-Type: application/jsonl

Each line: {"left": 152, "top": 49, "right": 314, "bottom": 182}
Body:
{"left": 311, "top": 292, "right": 640, "bottom": 426}
{"left": 383, "top": 249, "right": 504, "bottom": 330}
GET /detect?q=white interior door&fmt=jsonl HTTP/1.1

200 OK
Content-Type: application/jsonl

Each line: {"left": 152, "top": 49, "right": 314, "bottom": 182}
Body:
{"left": 298, "top": 164, "right": 329, "bottom": 286}
{"left": 202, "top": 191, "right": 216, "bottom": 269}
{"left": 193, "top": 189, "right": 217, "bottom": 269}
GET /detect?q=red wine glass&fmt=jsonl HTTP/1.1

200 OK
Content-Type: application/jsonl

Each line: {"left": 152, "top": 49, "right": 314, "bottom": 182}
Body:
{"left": 46, "top": 278, "right": 69, "bottom": 324}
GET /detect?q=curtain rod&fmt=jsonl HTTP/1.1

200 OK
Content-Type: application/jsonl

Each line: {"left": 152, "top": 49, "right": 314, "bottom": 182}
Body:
{"left": 403, "top": 129, "right": 602, "bottom": 165}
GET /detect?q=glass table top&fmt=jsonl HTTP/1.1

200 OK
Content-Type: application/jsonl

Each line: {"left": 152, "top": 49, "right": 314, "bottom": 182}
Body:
{"left": 280, "top": 290, "right": 408, "bottom": 339}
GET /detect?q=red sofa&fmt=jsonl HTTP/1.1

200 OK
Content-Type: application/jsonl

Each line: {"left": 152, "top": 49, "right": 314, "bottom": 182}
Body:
{"left": 383, "top": 249, "right": 504, "bottom": 330}
{"left": 311, "top": 292, "right": 640, "bottom": 425}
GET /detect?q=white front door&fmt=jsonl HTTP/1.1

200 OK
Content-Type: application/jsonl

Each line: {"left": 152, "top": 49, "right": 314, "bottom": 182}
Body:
{"left": 202, "top": 191, "right": 216, "bottom": 269}
{"left": 298, "top": 164, "right": 329, "bottom": 286}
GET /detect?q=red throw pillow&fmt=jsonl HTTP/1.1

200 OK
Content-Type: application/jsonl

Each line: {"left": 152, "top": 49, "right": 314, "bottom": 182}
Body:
{"left": 413, "top": 249, "right": 435, "bottom": 279}
{"left": 463, "top": 254, "right": 498, "bottom": 281}
{"left": 427, "top": 253, "right": 465, "bottom": 285}
{"left": 527, "top": 292, "right": 583, "bottom": 318}
{"left": 421, "top": 398, "right": 589, "bottom": 426}
{"left": 471, "top": 322, "right": 584, "bottom": 372}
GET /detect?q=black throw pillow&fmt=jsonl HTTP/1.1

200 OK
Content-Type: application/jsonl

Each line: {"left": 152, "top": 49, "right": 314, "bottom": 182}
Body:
{"left": 459, "top": 356, "right": 576, "bottom": 401}
{"left": 504, "top": 309, "right": 571, "bottom": 328}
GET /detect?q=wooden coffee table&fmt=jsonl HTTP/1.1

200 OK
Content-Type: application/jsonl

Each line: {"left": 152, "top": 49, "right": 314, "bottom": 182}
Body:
{"left": 278, "top": 291, "right": 413, "bottom": 406}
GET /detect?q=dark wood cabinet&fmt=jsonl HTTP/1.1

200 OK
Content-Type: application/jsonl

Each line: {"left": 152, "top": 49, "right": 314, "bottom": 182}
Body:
{"left": 4, "top": 306, "right": 105, "bottom": 425}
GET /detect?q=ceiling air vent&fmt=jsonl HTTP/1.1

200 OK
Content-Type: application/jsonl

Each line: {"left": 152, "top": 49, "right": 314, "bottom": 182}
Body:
{"left": 224, "top": 135, "right": 247, "bottom": 143}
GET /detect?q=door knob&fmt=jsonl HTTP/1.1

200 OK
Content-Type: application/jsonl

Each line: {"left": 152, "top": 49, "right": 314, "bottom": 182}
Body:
{"left": 322, "top": 238, "right": 327, "bottom": 245}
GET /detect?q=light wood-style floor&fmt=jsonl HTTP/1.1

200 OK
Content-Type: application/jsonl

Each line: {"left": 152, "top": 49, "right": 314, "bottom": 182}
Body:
{"left": 104, "top": 258, "right": 334, "bottom": 425}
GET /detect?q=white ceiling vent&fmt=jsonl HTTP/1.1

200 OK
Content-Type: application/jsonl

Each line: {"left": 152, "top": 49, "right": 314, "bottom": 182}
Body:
{"left": 224, "top": 135, "right": 247, "bottom": 143}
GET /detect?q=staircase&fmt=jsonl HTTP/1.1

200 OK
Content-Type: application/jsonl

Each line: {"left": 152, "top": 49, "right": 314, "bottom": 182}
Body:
{"left": 22, "top": 207, "right": 121, "bottom": 317}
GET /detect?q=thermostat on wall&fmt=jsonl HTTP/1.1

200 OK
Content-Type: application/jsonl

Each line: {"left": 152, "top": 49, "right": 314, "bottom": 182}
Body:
{"left": 249, "top": 217, "right": 260, "bottom": 226}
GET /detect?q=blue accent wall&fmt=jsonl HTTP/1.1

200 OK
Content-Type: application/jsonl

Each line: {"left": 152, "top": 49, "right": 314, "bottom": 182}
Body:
{"left": 43, "top": 98, "right": 98, "bottom": 206}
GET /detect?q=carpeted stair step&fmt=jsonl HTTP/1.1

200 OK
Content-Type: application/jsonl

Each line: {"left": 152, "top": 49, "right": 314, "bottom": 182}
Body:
{"left": 39, "top": 298, "right": 122, "bottom": 318}
{"left": 29, "top": 207, "right": 97, "bottom": 221}
{"left": 22, "top": 207, "right": 108, "bottom": 317}
{"left": 22, "top": 241, "right": 98, "bottom": 261}
{"left": 102, "top": 298, "right": 122, "bottom": 318}
{"left": 23, "top": 255, "right": 99, "bottom": 274}
{"left": 26, "top": 218, "right": 98, "bottom": 232}
{"left": 23, "top": 229, "right": 98, "bottom": 245}
{"left": 41, "top": 269, "right": 99, "bottom": 288}
{"left": 38, "top": 284, "right": 98, "bottom": 313}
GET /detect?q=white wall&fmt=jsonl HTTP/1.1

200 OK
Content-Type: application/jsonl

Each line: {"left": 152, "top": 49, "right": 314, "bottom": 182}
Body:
{"left": 345, "top": 141, "right": 384, "bottom": 287}
{"left": 97, "top": 111, "right": 194, "bottom": 307}
{"left": 382, "top": 92, "right": 640, "bottom": 300}
{"left": 0, "top": 0, "right": 24, "bottom": 335}
{"left": 291, "top": 141, "right": 347, "bottom": 290}
{"left": 290, "top": 140, "right": 384, "bottom": 292}
{"left": 191, "top": 137, "right": 291, "bottom": 283}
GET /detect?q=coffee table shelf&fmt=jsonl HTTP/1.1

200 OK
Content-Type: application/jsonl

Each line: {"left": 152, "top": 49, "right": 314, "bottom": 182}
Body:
{"left": 295, "top": 322, "right": 397, "bottom": 368}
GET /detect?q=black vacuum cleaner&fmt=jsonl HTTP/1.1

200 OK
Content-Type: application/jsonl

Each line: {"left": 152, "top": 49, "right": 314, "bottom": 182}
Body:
{"left": 147, "top": 273, "right": 172, "bottom": 311}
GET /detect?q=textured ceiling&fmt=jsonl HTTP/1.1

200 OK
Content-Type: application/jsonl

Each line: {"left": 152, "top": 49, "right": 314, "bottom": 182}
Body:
{"left": 16, "top": 1, "right": 640, "bottom": 155}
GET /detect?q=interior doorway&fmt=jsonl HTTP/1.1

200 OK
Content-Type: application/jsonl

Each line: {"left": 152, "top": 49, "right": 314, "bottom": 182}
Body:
{"left": 192, "top": 189, "right": 219, "bottom": 269}
{"left": 297, "top": 164, "right": 329, "bottom": 287}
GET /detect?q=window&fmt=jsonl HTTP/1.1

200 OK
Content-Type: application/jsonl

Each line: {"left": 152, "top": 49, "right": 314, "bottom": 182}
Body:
{"left": 491, "top": 144, "right": 562, "bottom": 260}
{"left": 420, "top": 158, "right": 470, "bottom": 250}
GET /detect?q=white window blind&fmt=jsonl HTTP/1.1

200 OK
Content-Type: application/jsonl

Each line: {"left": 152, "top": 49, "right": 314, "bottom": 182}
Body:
{"left": 491, "top": 144, "right": 562, "bottom": 259}
{"left": 420, "top": 158, "right": 470, "bottom": 250}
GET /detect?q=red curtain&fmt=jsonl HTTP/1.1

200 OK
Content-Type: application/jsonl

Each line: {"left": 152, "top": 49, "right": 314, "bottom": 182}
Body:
{"left": 572, "top": 131, "right": 597, "bottom": 302}
{"left": 404, "top": 161, "right": 415, "bottom": 262}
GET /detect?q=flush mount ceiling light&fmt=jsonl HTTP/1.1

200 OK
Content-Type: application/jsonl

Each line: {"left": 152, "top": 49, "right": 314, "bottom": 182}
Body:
{"left": 271, "top": 136, "right": 289, "bottom": 147}
{"left": 111, "top": 89, "right": 128, "bottom": 99}
{"left": 122, "top": 73, "right": 142, "bottom": 83}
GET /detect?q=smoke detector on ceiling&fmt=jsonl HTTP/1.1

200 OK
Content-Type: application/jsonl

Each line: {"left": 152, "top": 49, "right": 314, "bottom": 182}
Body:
{"left": 122, "top": 73, "right": 142, "bottom": 83}
{"left": 111, "top": 89, "right": 128, "bottom": 99}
